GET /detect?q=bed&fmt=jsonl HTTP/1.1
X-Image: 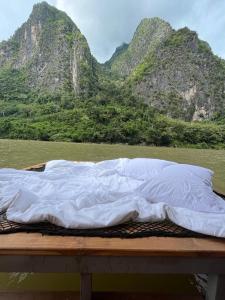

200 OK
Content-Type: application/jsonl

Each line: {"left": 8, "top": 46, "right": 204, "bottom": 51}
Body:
{"left": 0, "top": 161, "right": 225, "bottom": 299}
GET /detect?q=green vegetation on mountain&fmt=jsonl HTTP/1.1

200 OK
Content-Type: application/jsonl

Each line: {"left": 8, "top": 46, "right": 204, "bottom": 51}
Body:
{"left": 125, "top": 27, "right": 225, "bottom": 120}
{"left": 106, "top": 18, "right": 172, "bottom": 77}
{"left": 0, "top": 67, "right": 30, "bottom": 101}
{"left": 0, "top": 2, "right": 224, "bottom": 148}
{"left": 0, "top": 83, "right": 224, "bottom": 148}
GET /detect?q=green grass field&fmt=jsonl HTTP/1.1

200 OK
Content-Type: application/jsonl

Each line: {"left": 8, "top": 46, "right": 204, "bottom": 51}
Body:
{"left": 0, "top": 139, "right": 224, "bottom": 193}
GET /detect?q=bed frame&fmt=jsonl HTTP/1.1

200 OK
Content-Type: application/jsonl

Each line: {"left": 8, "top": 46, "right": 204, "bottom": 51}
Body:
{"left": 0, "top": 233, "right": 225, "bottom": 299}
{"left": 0, "top": 162, "right": 224, "bottom": 300}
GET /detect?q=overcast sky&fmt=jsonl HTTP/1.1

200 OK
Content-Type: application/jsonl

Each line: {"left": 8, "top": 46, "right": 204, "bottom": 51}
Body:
{"left": 0, "top": 0, "right": 224, "bottom": 63}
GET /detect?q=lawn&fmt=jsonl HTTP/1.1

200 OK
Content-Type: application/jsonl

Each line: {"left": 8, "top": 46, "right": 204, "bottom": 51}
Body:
{"left": 0, "top": 139, "right": 224, "bottom": 193}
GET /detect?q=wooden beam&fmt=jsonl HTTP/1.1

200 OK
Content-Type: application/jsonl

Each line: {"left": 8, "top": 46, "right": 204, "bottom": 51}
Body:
{"left": 0, "top": 255, "right": 225, "bottom": 274}
{"left": 206, "top": 275, "right": 225, "bottom": 300}
{"left": 1, "top": 233, "right": 225, "bottom": 257}
{"left": 0, "top": 291, "right": 203, "bottom": 300}
{"left": 80, "top": 273, "right": 92, "bottom": 300}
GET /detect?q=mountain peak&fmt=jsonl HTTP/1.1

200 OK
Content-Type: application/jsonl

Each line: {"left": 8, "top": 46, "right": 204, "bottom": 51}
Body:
{"left": 29, "top": 1, "right": 70, "bottom": 25}
{"left": 138, "top": 17, "right": 171, "bottom": 27}
{"left": 107, "top": 17, "right": 173, "bottom": 77}
{"left": 164, "top": 27, "right": 212, "bottom": 53}
{"left": 33, "top": 1, "right": 50, "bottom": 9}
{"left": 134, "top": 17, "right": 172, "bottom": 39}
{"left": 31, "top": 1, "right": 55, "bottom": 16}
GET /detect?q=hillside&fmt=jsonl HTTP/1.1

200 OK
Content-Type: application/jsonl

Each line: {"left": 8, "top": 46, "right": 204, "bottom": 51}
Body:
{"left": 107, "top": 24, "right": 225, "bottom": 121}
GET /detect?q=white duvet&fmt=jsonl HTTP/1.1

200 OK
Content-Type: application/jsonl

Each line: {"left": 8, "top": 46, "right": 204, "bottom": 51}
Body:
{"left": 0, "top": 158, "right": 225, "bottom": 237}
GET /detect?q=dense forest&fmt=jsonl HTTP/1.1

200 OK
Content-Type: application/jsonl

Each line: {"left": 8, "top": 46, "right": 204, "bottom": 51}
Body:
{"left": 0, "top": 76, "right": 224, "bottom": 148}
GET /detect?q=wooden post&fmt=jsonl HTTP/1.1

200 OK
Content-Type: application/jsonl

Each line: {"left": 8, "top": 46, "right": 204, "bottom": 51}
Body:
{"left": 206, "top": 274, "right": 225, "bottom": 300}
{"left": 80, "top": 273, "right": 92, "bottom": 300}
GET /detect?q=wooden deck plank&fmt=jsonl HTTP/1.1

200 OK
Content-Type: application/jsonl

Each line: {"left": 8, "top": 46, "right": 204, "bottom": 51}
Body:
{"left": 0, "top": 233, "right": 225, "bottom": 257}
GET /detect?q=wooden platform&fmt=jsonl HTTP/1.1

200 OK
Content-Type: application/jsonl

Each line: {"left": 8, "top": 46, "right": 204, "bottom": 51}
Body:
{"left": 0, "top": 233, "right": 225, "bottom": 299}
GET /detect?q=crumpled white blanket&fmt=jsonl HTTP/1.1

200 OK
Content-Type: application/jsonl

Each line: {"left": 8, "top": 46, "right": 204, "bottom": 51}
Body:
{"left": 0, "top": 158, "right": 225, "bottom": 237}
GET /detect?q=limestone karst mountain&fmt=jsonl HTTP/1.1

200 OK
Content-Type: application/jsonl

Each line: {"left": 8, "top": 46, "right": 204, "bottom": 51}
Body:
{"left": 0, "top": 1, "right": 98, "bottom": 99}
{"left": 107, "top": 22, "right": 225, "bottom": 121}
{"left": 0, "top": 1, "right": 225, "bottom": 122}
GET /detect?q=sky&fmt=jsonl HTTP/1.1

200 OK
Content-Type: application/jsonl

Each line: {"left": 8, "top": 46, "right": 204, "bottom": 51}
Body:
{"left": 0, "top": 0, "right": 224, "bottom": 63}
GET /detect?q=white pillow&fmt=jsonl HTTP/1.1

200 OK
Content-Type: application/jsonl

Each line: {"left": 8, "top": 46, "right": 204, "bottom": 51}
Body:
{"left": 119, "top": 158, "right": 176, "bottom": 181}
{"left": 173, "top": 164, "right": 213, "bottom": 186}
{"left": 96, "top": 158, "right": 128, "bottom": 171}
{"left": 138, "top": 164, "right": 225, "bottom": 213}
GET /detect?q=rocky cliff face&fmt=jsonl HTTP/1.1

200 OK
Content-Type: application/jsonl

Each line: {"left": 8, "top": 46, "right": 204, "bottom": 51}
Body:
{"left": 0, "top": 2, "right": 97, "bottom": 97}
{"left": 127, "top": 28, "right": 225, "bottom": 120}
{"left": 108, "top": 22, "right": 225, "bottom": 121}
